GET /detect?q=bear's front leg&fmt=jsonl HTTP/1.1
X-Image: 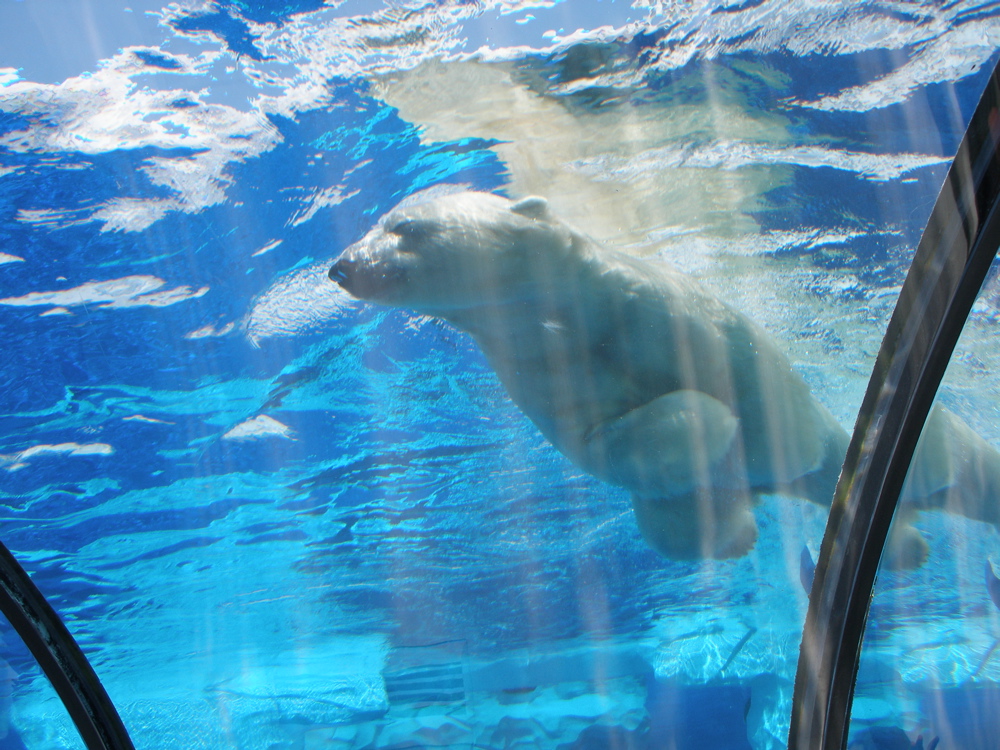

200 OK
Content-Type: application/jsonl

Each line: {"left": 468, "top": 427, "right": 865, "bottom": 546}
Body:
{"left": 631, "top": 488, "right": 759, "bottom": 560}
{"left": 582, "top": 389, "right": 740, "bottom": 497}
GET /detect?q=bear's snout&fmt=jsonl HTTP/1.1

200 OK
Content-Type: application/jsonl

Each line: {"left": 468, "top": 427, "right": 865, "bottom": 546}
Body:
{"left": 328, "top": 257, "right": 356, "bottom": 287}
{"left": 329, "top": 251, "right": 410, "bottom": 303}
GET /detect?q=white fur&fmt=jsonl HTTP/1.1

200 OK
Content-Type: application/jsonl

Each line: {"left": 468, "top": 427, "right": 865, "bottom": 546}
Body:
{"left": 330, "top": 191, "right": 1000, "bottom": 564}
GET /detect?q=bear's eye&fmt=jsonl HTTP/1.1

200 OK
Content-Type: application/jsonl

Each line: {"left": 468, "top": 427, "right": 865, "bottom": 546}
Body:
{"left": 386, "top": 217, "right": 429, "bottom": 238}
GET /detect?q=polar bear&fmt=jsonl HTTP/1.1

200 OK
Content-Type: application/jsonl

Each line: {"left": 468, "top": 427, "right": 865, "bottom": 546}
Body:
{"left": 327, "top": 190, "right": 1000, "bottom": 563}
{"left": 328, "top": 190, "right": 851, "bottom": 560}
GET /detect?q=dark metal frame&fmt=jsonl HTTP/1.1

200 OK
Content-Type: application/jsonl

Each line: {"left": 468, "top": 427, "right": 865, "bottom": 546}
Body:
{"left": 788, "top": 63, "right": 1000, "bottom": 750}
{"left": 0, "top": 541, "right": 134, "bottom": 750}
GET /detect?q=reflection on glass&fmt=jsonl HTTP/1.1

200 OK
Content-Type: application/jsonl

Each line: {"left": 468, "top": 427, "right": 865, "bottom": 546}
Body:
{"left": 0, "top": 2, "right": 998, "bottom": 750}
{"left": 0, "top": 613, "right": 84, "bottom": 749}
{"left": 849, "top": 259, "right": 1000, "bottom": 748}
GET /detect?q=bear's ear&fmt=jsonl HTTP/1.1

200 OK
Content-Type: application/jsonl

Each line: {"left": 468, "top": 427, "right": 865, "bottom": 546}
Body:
{"left": 510, "top": 196, "right": 550, "bottom": 221}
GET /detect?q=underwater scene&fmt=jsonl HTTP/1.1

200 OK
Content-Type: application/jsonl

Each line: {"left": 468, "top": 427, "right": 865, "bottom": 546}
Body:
{"left": 3, "top": 0, "right": 1000, "bottom": 748}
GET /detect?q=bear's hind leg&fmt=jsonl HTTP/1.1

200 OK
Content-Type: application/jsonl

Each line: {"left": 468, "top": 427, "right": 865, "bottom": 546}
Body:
{"left": 789, "top": 423, "right": 850, "bottom": 507}
{"left": 883, "top": 508, "right": 930, "bottom": 570}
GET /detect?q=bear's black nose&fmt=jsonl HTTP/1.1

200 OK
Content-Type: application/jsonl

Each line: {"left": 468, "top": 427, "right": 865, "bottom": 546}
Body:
{"left": 329, "top": 258, "right": 354, "bottom": 286}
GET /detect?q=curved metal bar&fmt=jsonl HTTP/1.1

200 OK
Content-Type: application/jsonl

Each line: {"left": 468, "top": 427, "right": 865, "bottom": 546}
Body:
{"left": 788, "top": 66, "right": 1000, "bottom": 750}
{"left": 0, "top": 540, "right": 135, "bottom": 750}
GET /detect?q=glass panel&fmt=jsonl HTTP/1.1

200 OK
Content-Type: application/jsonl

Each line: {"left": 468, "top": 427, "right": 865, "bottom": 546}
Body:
{"left": 0, "top": 612, "right": 85, "bottom": 749}
{"left": 0, "top": 3, "right": 997, "bottom": 750}
{"left": 848, "top": 258, "right": 1000, "bottom": 748}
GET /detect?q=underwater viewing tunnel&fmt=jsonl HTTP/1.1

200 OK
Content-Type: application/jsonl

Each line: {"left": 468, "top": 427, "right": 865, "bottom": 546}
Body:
{"left": 4, "top": 1, "right": 1000, "bottom": 749}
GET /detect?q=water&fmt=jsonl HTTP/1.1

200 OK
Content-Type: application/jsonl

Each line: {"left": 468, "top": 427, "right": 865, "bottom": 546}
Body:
{"left": 1, "top": 1, "right": 999, "bottom": 749}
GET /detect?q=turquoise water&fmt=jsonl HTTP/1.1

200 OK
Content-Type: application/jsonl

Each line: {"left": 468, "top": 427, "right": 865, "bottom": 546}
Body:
{"left": 1, "top": 1, "right": 999, "bottom": 748}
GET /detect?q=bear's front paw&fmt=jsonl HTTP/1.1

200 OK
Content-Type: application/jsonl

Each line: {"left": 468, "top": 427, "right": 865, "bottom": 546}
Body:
{"left": 631, "top": 493, "right": 758, "bottom": 560}
{"left": 713, "top": 508, "right": 759, "bottom": 559}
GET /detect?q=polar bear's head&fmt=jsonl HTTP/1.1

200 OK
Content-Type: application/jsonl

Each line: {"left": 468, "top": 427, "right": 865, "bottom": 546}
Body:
{"left": 329, "top": 191, "right": 574, "bottom": 312}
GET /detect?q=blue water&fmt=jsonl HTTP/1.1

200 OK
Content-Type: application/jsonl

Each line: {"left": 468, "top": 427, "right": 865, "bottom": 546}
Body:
{"left": 1, "top": 1, "right": 1000, "bottom": 748}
